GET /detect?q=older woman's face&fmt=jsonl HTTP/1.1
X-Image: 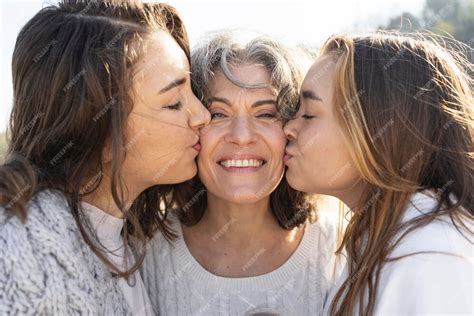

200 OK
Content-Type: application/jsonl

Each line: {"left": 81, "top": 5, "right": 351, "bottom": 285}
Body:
{"left": 197, "top": 64, "right": 286, "bottom": 203}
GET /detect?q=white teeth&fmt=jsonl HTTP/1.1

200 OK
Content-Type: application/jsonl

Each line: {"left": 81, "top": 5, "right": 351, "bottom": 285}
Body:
{"left": 219, "top": 159, "right": 265, "bottom": 168}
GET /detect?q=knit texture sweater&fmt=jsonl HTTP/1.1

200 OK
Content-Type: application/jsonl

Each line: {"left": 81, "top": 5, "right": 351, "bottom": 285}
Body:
{"left": 141, "top": 212, "right": 345, "bottom": 316}
{"left": 0, "top": 189, "right": 131, "bottom": 315}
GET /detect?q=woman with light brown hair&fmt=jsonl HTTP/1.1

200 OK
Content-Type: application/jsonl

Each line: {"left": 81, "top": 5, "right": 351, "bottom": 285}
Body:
{"left": 284, "top": 33, "right": 473, "bottom": 315}
{"left": 0, "top": 0, "right": 209, "bottom": 314}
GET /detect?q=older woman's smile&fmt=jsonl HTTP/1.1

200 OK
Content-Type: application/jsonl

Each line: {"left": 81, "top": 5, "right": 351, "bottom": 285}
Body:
{"left": 196, "top": 63, "right": 286, "bottom": 203}
{"left": 217, "top": 154, "right": 267, "bottom": 173}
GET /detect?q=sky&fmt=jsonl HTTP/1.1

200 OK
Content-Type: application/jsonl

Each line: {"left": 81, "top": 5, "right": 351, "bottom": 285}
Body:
{"left": 0, "top": 0, "right": 426, "bottom": 132}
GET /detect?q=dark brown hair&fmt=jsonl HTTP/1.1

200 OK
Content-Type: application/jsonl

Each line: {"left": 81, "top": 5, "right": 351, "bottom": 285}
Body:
{"left": 173, "top": 31, "right": 317, "bottom": 229}
{"left": 0, "top": 0, "right": 189, "bottom": 279}
{"left": 321, "top": 33, "right": 473, "bottom": 315}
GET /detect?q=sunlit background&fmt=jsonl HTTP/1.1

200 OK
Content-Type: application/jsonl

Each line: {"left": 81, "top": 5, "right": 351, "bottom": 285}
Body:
{"left": 1, "top": 0, "right": 473, "bottom": 157}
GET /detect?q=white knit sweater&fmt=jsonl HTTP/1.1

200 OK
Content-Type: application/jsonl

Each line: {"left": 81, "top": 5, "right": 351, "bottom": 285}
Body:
{"left": 0, "top": 189, "right": 131, "bottom": 315}
{"left": 141, "top": 212, "right": 345, "bottom": 316}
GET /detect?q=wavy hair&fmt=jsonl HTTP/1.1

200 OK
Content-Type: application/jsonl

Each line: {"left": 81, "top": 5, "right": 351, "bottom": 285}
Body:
{"left": 0, "top": 0, "right": 189, "bottom": 279}
{"left": 321, "top": 32, "right": 473, "bottom": 315}
{"left": 174, "top": 31, "right": 317, "bottom": 229}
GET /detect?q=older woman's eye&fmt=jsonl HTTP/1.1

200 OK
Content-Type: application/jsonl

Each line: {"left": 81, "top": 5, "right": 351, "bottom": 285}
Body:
{"left": 211, "top": 112, "right": 227, "bottom": 119}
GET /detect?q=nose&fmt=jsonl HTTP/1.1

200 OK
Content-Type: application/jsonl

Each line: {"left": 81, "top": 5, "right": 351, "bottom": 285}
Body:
{"left": 225, "top": 115, "right": 258, "bottom": 146}
{"left": 188, "top": 94, "right": 211, "bottom": 130}
{"left": 284, "top": 118, "right": 298, "bottom": 142}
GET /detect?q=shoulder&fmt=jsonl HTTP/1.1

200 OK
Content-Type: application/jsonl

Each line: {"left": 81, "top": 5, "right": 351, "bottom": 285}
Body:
{"left": 0, "top": 189, "right": 77, "bottom": 259}
{"left": 145, "top": 210, "right": 180, "bottom": 254}
{"left": 305, "top": 211, "right": 347, "bottom": 285}
{"left": 391, "top": 190, "right": 473, "bottom": 258}
{"left": 0, "top": 189, "right": 100, "bottom": 313}
{"left": 1, "top": 189, "right": 72, "bottom": 227}
{"left": 376, "top": 249, "right": 473, "bottom": 314}
{"left": 0, "top": 189, "right": 75, "bottom": 247}
{"left": 374, "top": 191, "right": 473, "bottom": 315}
{"left": 141, "top": 211, "right": 182, "bottom": 313}
{"left": 306, "top": 211, "right": 343, "bottom": 258}
{"left": 142, "top": 211, "right": 181, "bottom": 276}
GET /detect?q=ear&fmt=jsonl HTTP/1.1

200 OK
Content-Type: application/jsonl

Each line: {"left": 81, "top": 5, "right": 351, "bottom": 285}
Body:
{"left": 101, "top": 136, "right": 113, "bottom": 164}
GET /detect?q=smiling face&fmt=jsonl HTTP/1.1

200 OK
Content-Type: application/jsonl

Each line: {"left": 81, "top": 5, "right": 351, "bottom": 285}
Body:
{"left": 121, "top": 31, "right": 210, "bottom": 187}
{"left": 197, "top": 63, "right": 287, "bottom": 204}
{"left": 283, "top": 54, "right": 361, "bottom": 201}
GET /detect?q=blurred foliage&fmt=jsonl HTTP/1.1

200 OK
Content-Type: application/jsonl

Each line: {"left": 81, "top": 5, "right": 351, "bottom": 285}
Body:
{"left": 0, "top": 0, "right": 472, "bottom": 160}
{"left": 381, "top": 0, "right": 474, "bottom": 61}
{"left": 0, "top": 132, "right": 8, "bottom": 163}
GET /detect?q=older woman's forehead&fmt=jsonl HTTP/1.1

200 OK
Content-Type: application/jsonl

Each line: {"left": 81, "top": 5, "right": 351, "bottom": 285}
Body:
{"left": 208, "top": 65, "right": 273, "bottom": 89}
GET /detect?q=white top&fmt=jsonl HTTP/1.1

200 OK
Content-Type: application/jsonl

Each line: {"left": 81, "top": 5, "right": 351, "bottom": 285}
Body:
{"left": 82, "top": 202, "right": 154, "bottom": 316}
{"left": 141, "top": 212, "right": 345, "bottom": 315}
{"left": 323, "top": 191, "right": 474, "bottom": 315}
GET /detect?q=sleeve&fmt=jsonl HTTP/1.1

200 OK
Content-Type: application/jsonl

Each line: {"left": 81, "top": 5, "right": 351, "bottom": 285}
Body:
{"left": 0, "top": 210, "right": 96, "bottom": 315}
{"left": 374, "top": 252, "right": 473, "bottom": 315}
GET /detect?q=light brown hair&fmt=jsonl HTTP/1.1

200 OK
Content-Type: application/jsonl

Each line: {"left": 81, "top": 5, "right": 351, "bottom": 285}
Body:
{"left": 321, "top": 33, "right": 473, "bottom": 315}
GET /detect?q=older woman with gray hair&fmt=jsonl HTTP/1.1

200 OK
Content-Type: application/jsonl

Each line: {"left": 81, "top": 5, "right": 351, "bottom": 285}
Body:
{"left": 141, "top": 31, "right": 344, "bottom": 315}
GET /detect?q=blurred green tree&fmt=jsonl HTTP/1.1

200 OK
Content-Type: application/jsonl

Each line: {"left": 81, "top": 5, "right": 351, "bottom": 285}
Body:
{"left": 381, "top": 0, "right": 473, "bottom": 60}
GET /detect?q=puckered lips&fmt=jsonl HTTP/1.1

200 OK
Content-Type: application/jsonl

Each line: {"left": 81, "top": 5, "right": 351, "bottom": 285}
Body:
{"left": 191, "top": 137, "right": 201, "bottom": 152}
{"left": 284, "top": 147, "right": 295, "bottom": 164}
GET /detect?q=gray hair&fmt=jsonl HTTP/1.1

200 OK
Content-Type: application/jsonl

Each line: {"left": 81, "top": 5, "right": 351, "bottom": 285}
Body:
{"left": 191, "top": 30, "right": 316, "bottom": 119}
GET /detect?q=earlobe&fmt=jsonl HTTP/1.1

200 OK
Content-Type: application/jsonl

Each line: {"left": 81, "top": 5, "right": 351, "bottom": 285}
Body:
{"left": 101, "top": 138, "right": 113, "bottom": 164}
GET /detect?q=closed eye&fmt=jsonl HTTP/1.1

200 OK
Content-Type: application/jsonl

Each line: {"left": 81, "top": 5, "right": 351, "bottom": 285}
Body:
{"left": 257, "top": 113, "right": 277, "bottom": 119}
{"left": 165, "top": 101, "right": 182, "bottom": 110}
{"left": 302, "top": 114, "right": 315, "bottom": 120}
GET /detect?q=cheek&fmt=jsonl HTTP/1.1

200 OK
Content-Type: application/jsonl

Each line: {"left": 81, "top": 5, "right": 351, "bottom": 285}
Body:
{"left": 259, "top": 125, "right": 286, "bottom": 188}
{"left": 297, "top": 123, "right": 323, "bottom": 160}
{"left": 264, "top": 125, "right": 287, "bottom": 158}
{"left": 197, "top": 127, "right": 221, "bottom": 174}
{"left": 127, "top": 111, "right": 189, "bottom": 158}
{"left": 304, "top": 122, "right": 358, "bottom": 190}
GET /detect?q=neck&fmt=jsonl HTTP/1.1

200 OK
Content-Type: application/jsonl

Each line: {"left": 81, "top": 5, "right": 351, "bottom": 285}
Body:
{"left": 81, "top": 166, "right": 143, "bottom": 219}
{"left": 334, "top": 178, "right": 367, "bottom": 211}
{"left": 199, "top": 193, "right": 284, "bottom": 249}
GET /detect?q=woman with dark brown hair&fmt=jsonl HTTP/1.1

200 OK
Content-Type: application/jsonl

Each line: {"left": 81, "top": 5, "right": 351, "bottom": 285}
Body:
{"left": 0, "top": 0, "right": 209, "bottom": 314}
{"left": 141, "top": 31, "right": 345, "bottom": 315}
{"left": 284, "top": 32, "right": 473, "bottom": 315}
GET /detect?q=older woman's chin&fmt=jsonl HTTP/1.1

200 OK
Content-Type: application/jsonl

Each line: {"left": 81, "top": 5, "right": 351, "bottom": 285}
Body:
{"left": 215, "top": 188, "right": 270, "bottom": 204}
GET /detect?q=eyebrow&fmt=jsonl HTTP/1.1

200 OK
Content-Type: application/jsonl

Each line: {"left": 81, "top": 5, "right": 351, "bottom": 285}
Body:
{"left": 209, "top": 96, "right": 276, "bottom": 108}
{"left": 301, "top": 90, "right": 323, "bottom": 102}
{"left": 158, "top": 77, "right": 187, "bottom": 94}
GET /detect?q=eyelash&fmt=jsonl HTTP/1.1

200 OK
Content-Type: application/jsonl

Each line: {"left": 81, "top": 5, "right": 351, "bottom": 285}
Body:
{"left": 302, "top": 114, "right": 315, "bottom": 120}
{"left": 210, "top": 112, "right": 277, "bottom": 120}
{"left": 211, "top": 112, "right": 226, "bottom": 119}
{"left": 258, "top": 113, "right": 277, "bottom": 119}
{"left": 165, "top": 101, "right": 182, "bottom": 110}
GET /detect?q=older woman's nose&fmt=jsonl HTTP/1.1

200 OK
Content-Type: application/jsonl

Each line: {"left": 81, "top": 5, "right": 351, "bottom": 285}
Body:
{"left": 224, "top": 115, "right": 258, "bottom": 145}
